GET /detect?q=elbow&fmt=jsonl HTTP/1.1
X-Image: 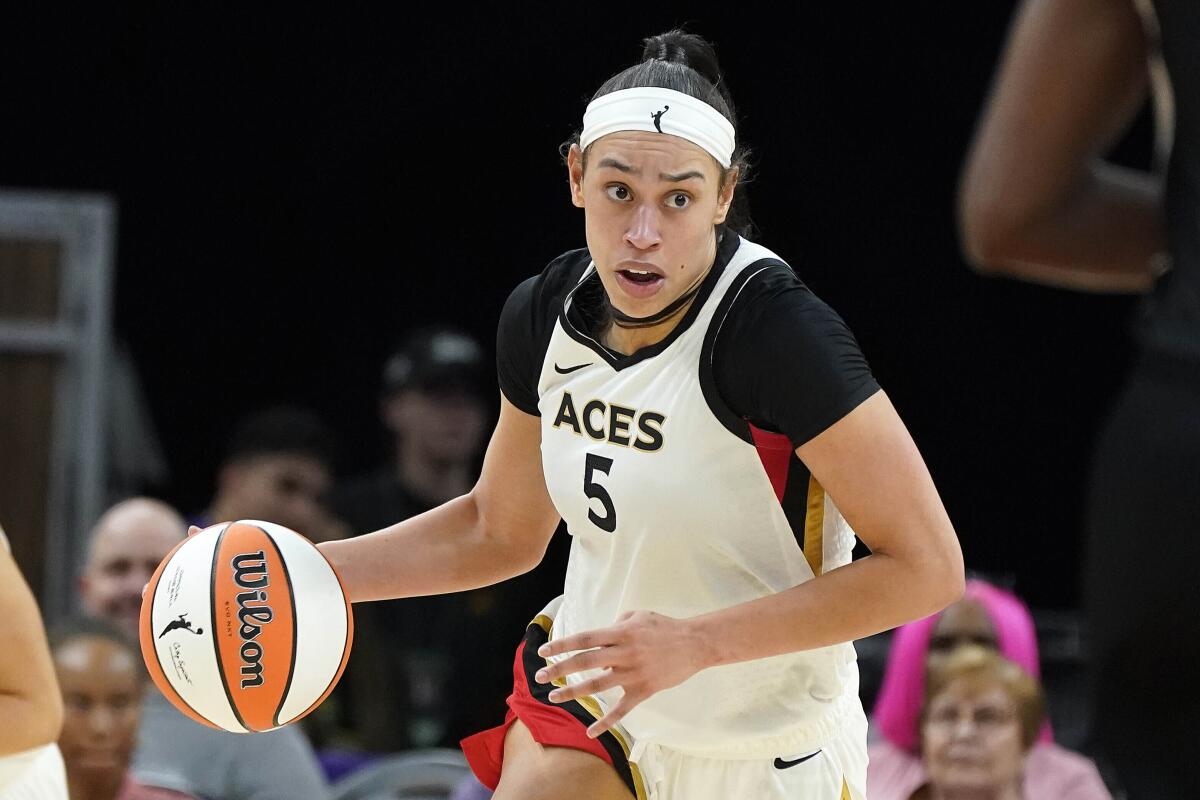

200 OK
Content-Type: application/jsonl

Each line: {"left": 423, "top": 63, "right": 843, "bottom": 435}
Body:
{"left": 957, "top": 155, "right": 1049, "bottom": 277}
{"left": 496, "top": 529, "right": 548, "bottom": 577}
{"left": 941, "top": 553, "right": 967, "bottom": 609}
{"left": 958, "top": 191, "right": 1028, "bottom": 276}
{"left": 929, "top": 535, "right": 966, "bottom": 613}
{"left": 471, "top": 494, "right": 550, "bottom": 579}
{"left": 8, "top": 694, "right": 63, "bottom": 753}
{"left": 39, "top": 694, "right": 64, "bottom": 745}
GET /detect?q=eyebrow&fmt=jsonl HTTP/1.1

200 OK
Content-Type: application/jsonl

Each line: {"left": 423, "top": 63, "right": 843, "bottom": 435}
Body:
{"left": 596, "top": 158, "right": 706, "bottom": 183}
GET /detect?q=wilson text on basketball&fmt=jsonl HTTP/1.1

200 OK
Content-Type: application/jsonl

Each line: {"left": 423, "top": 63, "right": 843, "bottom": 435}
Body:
{"left": 231, "top": 551, "right": 274, "bottom": 688}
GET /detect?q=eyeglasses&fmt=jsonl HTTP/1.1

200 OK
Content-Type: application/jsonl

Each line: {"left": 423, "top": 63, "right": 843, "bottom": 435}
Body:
{"left": 925, "top": 704, "right": 1017, "bottom": 733}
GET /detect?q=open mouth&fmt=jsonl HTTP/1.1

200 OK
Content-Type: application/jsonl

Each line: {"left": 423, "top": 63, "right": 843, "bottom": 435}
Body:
{"left": 618, "top": 268, "right": 661, "bottom": 284}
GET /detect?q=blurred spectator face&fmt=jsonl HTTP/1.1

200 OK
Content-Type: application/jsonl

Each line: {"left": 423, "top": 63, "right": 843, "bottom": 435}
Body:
{"left": 55, "top": 635, "right": 143, "bottom": 785}
{"left": 218, "top": 453, "right": 332, "bottom": 534}
{"left": 927, "top": 598, "right": 998, "bottom": 674}
{"left": 921, "top": 678, "right": 1026, "bottom": 796}
{"left": 383, "top": 388, "right": 487, "bottom": 464}
{"left": 80, "top": 500, "right": 186, "bottom": 640}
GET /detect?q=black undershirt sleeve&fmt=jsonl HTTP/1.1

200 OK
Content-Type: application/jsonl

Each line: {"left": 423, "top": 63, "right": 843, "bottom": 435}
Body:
{"left": 496, "top": 248, "right": 592, "bottom": 417}
{"left": 496, "top": 275, "right": 542, "bottom": 416}
{"left": 713, "top": 265, "right": 880, "bottom": 447}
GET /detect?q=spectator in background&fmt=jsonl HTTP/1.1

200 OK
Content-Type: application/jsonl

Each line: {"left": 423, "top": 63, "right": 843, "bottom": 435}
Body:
{"left": 914, "top": 647, "right": 1048, "bottom": 800}
{"left": 330, "top": 327, "right": 500, "bottom": 753}
{"left": 869, "top": 579, "right": 1109, "bottom": 799}
{"left": 50, "top": 617, "right": 195, "bottom": 800}
{"left": 336, "top": 327, "right": 490, "bottom": 528}
{"left": 0, "top": 522, "right": 68, "bottom": 799}
{"left": 195, "top": 406, "right": 348, "bottom": 543}
{"left": 78, "top": 499, "right": 188, "bottom": 643}
{"left": 79, "top": 498, "right": 330, "bottom": 800}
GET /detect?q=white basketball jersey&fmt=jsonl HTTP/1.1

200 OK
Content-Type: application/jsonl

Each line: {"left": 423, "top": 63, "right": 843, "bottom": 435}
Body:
{"left": 536, "top": 237, "right": 862, "bottom": 759}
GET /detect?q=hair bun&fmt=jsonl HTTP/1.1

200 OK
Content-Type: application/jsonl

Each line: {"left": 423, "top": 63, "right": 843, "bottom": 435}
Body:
{"left": 640, "top": 29, "right": 723, "bottom": 89}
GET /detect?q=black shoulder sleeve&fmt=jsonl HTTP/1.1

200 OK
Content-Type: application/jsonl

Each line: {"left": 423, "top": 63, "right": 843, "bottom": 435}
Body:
{"left": 496, "top": 249, "right": 591, "bottom": 416}
{"left": 714, "top": 265, "right": 880, "bottom": 447}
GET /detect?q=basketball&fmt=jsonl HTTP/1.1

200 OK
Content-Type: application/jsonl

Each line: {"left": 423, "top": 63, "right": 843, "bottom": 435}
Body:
{"left": 138, "top": 520, "right": 353, "bottom": 733}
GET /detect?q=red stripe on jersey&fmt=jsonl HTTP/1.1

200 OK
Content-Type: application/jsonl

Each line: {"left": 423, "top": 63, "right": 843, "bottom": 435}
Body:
{"left": 748, "top": 422, "right": 792, "bottom": 503}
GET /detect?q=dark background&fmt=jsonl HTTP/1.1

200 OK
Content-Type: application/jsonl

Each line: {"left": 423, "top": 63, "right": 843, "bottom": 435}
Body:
{"left": 2, "top": 3, "right": 1154, "bottom": 609}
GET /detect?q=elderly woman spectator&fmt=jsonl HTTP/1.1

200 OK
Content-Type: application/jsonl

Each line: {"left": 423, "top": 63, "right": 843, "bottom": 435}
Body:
{"left": 912, "top": 647, "right": 1046, "bottom": 799}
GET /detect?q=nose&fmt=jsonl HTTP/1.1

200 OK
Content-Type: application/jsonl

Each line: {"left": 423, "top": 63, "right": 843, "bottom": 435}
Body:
{"left": 951, "top": 716, "right": 979, "bottom": 739}
{"left": 123, "top": 568, "right": 155, "bottom": 599}
{"left": 624, "top": 203, "right": 662, "bottom": 251}
{"left": 87, "top": 705, "right": 118, "bottom": 737}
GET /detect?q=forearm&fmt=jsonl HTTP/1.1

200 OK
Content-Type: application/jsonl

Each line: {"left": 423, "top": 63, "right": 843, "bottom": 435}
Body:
{"left": 318, "top": 492, "right": 545, "bottom": 603}
{"left": 0, "top": 541, "right": 63, "bottom": 754}
{"left": 690, "top": 547, "right": 961, "bottom": 669}
{"left": 964, "top": 161, "right": 1165, "bottom": 292}
{"left": 0, "top": 695, "right": 62, "bottom": 754}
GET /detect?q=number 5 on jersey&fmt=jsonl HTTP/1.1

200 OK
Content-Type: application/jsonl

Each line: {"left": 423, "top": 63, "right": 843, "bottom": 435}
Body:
{"left": 584, "top": 453, "right": 616, "bottom": 533}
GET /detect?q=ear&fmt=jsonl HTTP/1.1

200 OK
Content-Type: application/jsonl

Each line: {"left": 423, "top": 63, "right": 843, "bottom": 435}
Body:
{"left": 78, "top": 573, "right": 97, "bottom": 613}
{"left": 713, "top": 166, "right": 739, "bottom": 225}
{"left": 567, "top": 143, "right": 586, "bottom": 209}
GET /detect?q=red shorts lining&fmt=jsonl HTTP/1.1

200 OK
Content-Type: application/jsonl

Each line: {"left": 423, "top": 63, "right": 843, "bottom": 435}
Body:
{"left": 460, "top": 625, "right": 634, "bottom": 796}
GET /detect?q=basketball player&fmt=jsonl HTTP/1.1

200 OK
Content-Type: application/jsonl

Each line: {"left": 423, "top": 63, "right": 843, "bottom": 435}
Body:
{"left": 0, "top": 523, "right": 69, "bottom": 798}
{"left": 959, "top": 1, "right": 1199, "bottom": 794}
{"left": 320, "top": 30, "right": 964, "bottom": 799}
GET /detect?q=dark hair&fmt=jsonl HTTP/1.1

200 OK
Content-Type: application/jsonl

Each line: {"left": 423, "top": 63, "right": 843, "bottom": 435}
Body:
{"left": 50, "top": 616, "right": 144, "bottom": 678}
{"left": 223, "top": 406, "right": 338, "bottom": 469}
{"left": 562, "top": 29, "right": 755, "bottom": 238}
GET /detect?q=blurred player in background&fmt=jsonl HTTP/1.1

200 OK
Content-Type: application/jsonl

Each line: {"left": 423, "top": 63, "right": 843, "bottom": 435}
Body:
{"left": 959, "top": 0, "right": 1198, "bottom": 793}
{"left": 0, "top": 522, "right": 68, "bottom": 799}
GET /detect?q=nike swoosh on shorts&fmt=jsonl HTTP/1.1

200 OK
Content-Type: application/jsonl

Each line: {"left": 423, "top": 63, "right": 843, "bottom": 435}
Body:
{"left": 773, "top": 750, "right": 821, "bottom": 770}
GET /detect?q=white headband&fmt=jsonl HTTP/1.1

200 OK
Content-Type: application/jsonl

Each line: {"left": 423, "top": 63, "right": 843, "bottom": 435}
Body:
{"left": 581, "top": 87, "right": 736, "bottom": 169}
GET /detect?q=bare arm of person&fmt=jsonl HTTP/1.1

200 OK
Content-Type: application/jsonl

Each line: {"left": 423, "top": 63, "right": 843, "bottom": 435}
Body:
{"left": 540, "top": 390, "right": 963, "bottom": 736}
{"left": 0, "top": 525, "right": 64, "bottom": 754}
{"left": 958, "top": 0, "right": 1165, "bottom": 293}
{"left": 319, "top": 394, "right": 560, "bottom": 602}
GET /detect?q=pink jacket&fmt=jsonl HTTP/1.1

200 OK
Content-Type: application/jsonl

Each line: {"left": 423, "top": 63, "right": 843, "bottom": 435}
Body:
{"left": 867, "top": 739, "right": 1111, "bottom": 800}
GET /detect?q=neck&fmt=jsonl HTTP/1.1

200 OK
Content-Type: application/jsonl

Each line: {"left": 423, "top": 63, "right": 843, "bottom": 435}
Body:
{"left": 602, "top": 291, "right": 700, "bottom": 354}
{"left": 395, "top": 446, "right": 472, "bottom": 506}
{"left": 69, "top": 769, "right": 125, "bottom": 800}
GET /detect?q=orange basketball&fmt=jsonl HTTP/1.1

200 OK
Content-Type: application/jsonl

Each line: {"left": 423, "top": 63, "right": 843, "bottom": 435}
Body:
{"left": 139, "top": 520, "right": 353, "bottom": 732}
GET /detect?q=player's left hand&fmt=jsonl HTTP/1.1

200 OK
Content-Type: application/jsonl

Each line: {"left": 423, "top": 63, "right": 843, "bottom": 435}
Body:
{"left": 533, "top": 610, "right": 707, "bottom": 738}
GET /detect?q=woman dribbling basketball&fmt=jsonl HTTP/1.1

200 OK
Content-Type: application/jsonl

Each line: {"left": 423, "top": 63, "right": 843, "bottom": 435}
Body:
{"left": 319, "top": 29, "right": 963, "bottom": 800}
